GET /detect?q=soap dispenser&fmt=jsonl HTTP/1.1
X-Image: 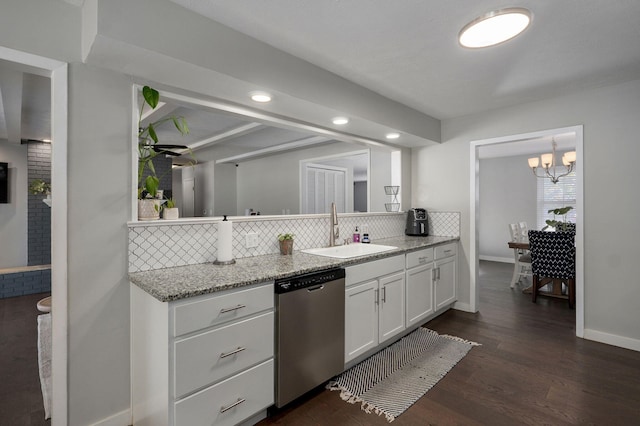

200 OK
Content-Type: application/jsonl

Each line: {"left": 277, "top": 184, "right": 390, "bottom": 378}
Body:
{"left": 353, "top": 226, "right": 361, "bottom": 243}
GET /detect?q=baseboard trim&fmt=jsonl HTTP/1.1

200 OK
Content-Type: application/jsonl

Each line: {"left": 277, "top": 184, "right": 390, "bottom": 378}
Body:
{"left": 89, "top": 409, "right": 131, "bottom": 426}
{"left": 583, "top": 329, "right": 640, "bottom": 352}
{"left": 452, "top": 302, "right": 474, "bottom": 313}
{"left": 479, "top": 255, "right": 513, "bottom": 263}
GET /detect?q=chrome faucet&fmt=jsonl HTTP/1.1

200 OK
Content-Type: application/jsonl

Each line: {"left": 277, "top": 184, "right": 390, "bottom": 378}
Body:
{"left": 329, "top": 202, "right": 340, "bottom": 246}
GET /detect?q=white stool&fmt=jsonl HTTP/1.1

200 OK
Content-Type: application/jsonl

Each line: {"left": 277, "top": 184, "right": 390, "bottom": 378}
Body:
{"left": 37, "top": 296, "right": 51, "bottom": 313}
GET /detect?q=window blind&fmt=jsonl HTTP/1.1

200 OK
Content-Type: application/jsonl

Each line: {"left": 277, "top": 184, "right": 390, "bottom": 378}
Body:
{"left": 536, "top": 169, "right": 577, "bottom": 230}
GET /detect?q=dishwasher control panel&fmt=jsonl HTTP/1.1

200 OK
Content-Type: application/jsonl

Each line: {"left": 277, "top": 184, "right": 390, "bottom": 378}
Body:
{"left": 274, "top": 268, "right": 345, "bottom": 293}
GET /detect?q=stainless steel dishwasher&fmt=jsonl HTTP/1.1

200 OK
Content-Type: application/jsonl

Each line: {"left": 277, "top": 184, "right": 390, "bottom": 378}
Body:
{"left": 274, "top": 268, "right": 345, "bottom": 408}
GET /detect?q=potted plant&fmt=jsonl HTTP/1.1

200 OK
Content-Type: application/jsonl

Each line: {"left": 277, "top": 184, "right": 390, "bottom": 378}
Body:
{"left": 29, "top": 178, "right": 51, "bottom": 196}
{"left": 162, "top": 197, "right": 179, "bottom": 220}
{"left": 278, "top": 233, "right": 294, "bottom": 255}
{"left": 542, "top": 206, "right": 574, "bottom": 231}
{"left": 137, "top": 85, "right": 189, "bottom": 220}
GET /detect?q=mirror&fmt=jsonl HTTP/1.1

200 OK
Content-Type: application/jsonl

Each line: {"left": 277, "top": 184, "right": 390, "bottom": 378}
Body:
{"left": 137, "top": 89, "right": 402, "bottom": 217}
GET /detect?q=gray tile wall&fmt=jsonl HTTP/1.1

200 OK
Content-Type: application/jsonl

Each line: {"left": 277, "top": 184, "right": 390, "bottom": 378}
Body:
{"left": 0, "top": 268, "right": 51, "bottom": 298}
{"left": 128, "top": 211, "right": 460, "bottom": 272}
{"left": 27, "top": 142, "right": 51, "bottom": 266}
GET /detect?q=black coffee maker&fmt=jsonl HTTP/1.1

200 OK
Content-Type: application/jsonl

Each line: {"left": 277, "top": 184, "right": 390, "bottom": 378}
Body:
{"left": 405, "top": 208, "right": 429, "bottom": 236}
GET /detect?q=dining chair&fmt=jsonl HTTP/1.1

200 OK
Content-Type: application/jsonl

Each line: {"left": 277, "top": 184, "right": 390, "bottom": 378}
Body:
{"left": 528, "top": 230, "right": 576, "bottom": 308}
{"left": 508, "top": 223, "right": 531, "bottom": 288}
{"left": 517, "top": 221, "right": 529, "bottom": 242}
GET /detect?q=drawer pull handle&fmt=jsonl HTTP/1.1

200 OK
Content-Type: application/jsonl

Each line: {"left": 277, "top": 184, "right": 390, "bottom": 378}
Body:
{"left": 220, "top": 304, "right": 246, "bottom": 314}
{"left": 220, "top": 398, "right": 245, "bottom": 413}
{"left": 418, "top": 256, "right": 429, "bottom": 262}
{"left": 444, "top": 249, "right": 452, "bottom": 254}
{"left": 220, "top": 346, "right": 246, "bottom": 359}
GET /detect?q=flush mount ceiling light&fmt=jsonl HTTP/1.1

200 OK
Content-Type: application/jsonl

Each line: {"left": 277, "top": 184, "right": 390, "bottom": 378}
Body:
{"left": 250, "top": 91, "right": 272, "bottom": 103}
{"left": 332, "top": 117, "right": 349, "bottom": 125}
{"left": 459, "top": 8, "right": 532, "bottom": 48}
{"left": 386, "top": 132, "right": 400, "bottom": 140}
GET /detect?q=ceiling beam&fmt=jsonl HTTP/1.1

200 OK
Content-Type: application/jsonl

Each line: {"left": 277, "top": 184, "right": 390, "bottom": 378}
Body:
{"left": 187, "top": 122, "right": 264, "bottom": 152}
{"left": 0, "top": 69, "right": 23, "bottom": 144}
{"left": 216, "top": 135, "right": 329, "bottom": 164}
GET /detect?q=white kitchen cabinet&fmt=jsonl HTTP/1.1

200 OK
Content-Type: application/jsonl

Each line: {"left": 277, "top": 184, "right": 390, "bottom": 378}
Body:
{"left": 345, "top": 255, "right": 405, "bottom": 363}
{"left": 131, "top": 282, "right": 274, "bottom": 426}
{"left": 378, "top": 271, "right": 406, "bottom": 343}
{"left": 345, "top": 279, "right": 379, "bottom": 361}
{"left": 434, "top": 243, "right": 457, "bottom": 311}
{"left": 405, "top": 242, "right": 457, "bottom": 328}
{"left": 405, "top": 251, "right": 435, "bottom": 327}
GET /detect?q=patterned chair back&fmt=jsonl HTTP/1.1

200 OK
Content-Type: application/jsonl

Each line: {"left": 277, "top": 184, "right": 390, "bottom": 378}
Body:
{"left": 528, "top": 230, "right": 576, "bottom": 279}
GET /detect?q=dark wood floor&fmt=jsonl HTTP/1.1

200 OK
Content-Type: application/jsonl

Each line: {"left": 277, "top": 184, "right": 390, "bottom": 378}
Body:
{"left": 2, "top": 264, "right": 640, "bottom": 425}
{"left": 258, "top": 261, "right": 640, "bottom": 425}
{"left": 0, "top": 292, "right": 51, "bottom": 426}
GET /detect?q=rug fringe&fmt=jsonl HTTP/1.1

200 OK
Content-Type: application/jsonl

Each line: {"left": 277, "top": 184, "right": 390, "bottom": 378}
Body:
{"left": 441, "top": 334, "right": 482, "bottom": 346}
{"left": 328, "top": 383, "right": 396, "bottom": 422}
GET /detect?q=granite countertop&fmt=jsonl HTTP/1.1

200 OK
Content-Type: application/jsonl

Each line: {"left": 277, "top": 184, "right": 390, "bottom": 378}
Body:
{"left": 129, "top": 235, "right": 459, "bottom": 302}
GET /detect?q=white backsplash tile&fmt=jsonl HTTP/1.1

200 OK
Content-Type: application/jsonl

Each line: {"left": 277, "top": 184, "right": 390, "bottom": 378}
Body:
{"left": 128, "top": 211, "right": 459, "bottom": 272}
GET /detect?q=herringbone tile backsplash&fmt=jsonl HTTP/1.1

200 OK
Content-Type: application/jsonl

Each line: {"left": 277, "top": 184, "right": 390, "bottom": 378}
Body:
{"left": 128, "top": 211, "right": 460, "bottom": 272}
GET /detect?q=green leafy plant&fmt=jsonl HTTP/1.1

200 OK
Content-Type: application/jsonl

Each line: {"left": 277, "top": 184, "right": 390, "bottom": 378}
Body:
{"left": 138, "top": 86, "right": 190, "bottom": 199}
{"left": 164, "top": 197, "right": 176, "bottom": 209}
{"left": 278, "top": 233, "right": 294, "bottom": 241}
{"left": 28, "top": 179, "right": 51, "bottom": 195}
{"left": 543, "top": 206, "right": 574, "bottom": 231}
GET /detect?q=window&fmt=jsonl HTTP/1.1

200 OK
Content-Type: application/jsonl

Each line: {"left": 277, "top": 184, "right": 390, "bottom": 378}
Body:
{"left": 537, "top": 170, "right": 576, "bottom": 230}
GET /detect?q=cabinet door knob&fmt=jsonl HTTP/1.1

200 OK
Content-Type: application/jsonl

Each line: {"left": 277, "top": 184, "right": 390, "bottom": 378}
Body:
{"left": 220, "top": 346, "right": 246, "bottom": 359}
{"left": 220, "top": 397, "right": 246, "bottom": 413}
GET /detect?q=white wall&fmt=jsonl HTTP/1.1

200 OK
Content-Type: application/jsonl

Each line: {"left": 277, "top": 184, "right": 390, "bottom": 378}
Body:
{"left": 413, "top": 78, "right": 640, "bottom": 348}
{"left": 479, "top": 154, "right": 537, "bottom": 262}
{"left": 0, "top": 143, "right": 28, "bottom": 268}
{"left": 66, "top": 63, "right": 132, "bottom": 425}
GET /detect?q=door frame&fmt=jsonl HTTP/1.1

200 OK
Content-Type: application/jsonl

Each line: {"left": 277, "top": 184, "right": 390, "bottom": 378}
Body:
{"left": 0, "top": 46, "right": 68, "bottom": 424}
{"left": 469, "top": 125, "right": 584, "bottom": 337}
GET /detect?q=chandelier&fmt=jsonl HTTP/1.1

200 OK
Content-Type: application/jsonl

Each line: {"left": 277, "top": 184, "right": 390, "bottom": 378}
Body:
{"left": 527, "top": 139, "right": 576, "bottom": 184}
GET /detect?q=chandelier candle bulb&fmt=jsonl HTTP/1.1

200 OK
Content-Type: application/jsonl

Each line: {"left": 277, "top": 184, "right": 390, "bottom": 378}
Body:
{"left": 528, "top": 157, "right": 539, "bottom": 168}
{"left": 541, "top": 153, "right": 554, "bottom": 167}
{"left": 564, "top": 151, "right": 577, "bottom": 163}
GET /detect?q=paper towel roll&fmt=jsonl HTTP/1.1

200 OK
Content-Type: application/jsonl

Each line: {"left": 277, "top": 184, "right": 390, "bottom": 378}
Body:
{"left": 217, "top": 219, "right": 233, "bottom": 262}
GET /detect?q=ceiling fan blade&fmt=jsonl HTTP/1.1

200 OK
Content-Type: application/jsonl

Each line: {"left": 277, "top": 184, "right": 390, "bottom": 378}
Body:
{"left": 152, "top": 144, "right": 189, "bottom": 156}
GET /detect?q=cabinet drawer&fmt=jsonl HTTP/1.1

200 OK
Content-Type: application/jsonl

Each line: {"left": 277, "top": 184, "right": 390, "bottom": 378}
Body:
{"left": 174, "top": 359, "right": 274, "bottom": 426}
{"left": 174, "top": 311, "right": 274, "bottom": 399}
{"left": 345, "top": 255, "right": 404, "bottom": 286}
{"left": 405, "top": 248, "right": 434, "bottom": 269}
{"left": 173, "top": 283, "right": 273, "bottom": 337}
{"left": 435, "top": 243, "right": 457, "bottom": 260}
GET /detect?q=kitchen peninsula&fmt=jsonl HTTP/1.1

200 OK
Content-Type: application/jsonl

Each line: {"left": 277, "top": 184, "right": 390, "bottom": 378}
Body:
{"left": 130, "top": 229, "right": 459, "bottom": 426}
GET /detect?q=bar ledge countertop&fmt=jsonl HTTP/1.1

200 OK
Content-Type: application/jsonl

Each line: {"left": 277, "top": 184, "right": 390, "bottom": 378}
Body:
{"left": 129, "top": 235, "right": 459, "bottom": 302}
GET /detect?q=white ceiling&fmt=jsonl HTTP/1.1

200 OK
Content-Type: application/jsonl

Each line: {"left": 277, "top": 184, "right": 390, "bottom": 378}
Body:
{"left": 2, "top": 1, "right": 640, "bottom": 153}
{"left": 169, "top": 0, "right": 640, "bottom": 119}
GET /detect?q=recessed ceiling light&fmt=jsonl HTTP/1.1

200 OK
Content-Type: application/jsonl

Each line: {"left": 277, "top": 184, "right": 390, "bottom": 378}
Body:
{"left": 250, "top": 92, "right": 272, "bottom": 103}
{"left": 459, "top": 8, "right": 531, "bottom": 48}
{"left": 332, "top": 117, "right": 349, "bottom": 125}
{"left": 386, "top": 132, "right": 400, "bottom": 140}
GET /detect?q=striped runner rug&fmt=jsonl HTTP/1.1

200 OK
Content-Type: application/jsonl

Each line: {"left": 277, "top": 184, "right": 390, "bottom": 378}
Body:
{"left": 328, "top": 327, "right": 480, "bottom": 422}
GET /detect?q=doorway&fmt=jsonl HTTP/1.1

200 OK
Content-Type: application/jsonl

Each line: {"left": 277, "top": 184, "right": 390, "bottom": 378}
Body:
{"left": 469, "top": 125, "right": 584, "bottom": 337}
{"left": 0, "top": 46, "right": 68, "bottom": 424}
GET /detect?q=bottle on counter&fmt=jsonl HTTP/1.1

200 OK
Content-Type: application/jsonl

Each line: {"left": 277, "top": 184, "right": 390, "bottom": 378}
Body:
{"left": 361, "top": 224, "right": 370, "bottom": 243}
{"left": 353, "top": 226, "right": 361, "bottom": 243}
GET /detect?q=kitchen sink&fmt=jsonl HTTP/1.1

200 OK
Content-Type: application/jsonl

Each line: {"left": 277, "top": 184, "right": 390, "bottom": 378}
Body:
{"left": 301, "top": 243, "right": 398, "bottom": 259}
